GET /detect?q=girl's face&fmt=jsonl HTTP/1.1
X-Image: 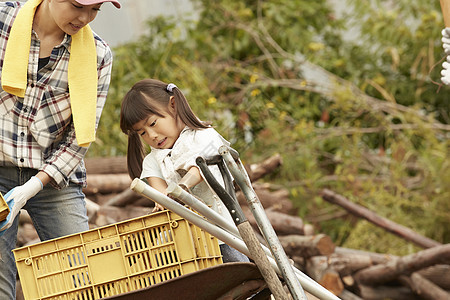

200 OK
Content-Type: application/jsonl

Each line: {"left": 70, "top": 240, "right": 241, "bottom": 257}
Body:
{"left": 132, "top": 98, "right": 184, "bottom": 149}
{"left": 48, "top": 0, "right": 101, "bottom": 35}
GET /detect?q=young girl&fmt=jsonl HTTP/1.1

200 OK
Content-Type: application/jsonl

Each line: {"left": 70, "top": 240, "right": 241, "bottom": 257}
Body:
{"left": 120, "top": 78, "right": 249, "bottom": 263}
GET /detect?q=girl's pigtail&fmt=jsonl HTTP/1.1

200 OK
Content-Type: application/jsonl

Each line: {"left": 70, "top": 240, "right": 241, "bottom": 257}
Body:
{"left": 171, "top": 88, "right": 210, "bottom": 128}
{"left": 126, "top": 132, "right": 145, "bottom": 179}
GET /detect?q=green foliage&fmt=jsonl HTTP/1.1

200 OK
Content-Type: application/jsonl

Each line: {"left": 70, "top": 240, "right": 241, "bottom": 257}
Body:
{"left": 89, "top": 0, "right": 450, "bottom": 255}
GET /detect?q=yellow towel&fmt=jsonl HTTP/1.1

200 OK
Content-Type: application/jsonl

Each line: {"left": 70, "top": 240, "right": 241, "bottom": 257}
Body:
{"left": 2, "top": 0, "right": 98, "bottom": 147}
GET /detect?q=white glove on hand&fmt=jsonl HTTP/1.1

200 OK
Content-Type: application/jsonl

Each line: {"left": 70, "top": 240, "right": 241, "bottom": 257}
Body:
{"left": 441, "top": 28, "right": 450, "bottom": 85}
{"left": 0, "top": 176, "right": 43, "bottom": 233}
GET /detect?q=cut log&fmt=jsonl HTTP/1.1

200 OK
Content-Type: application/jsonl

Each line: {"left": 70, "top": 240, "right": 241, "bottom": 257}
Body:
{"left": 17, "top": 223, "right": 38, "bottom": 248}
{"left": 133, "top": 197, "right": 156, "bottom": 207}
{"left": 85, "top": 156, "right": 128, "bottom": 174}
{"left": 279, "top": 234, "right": 335, "bottom": 258}
{"left": 339, "top": 289, "right": 362, "bottom": 300}
{"left": 262, "top": 207, "right": 305, "bottom": 235}
{"left": 306, "top": 256, "right": 344, "bottom": 296}
{"left": 241, "top": 206, "right": 310, "bottom": 237}
{"left": 417, "top": 264, "right": 450, "bottom": 290}
{"left": 359, "top": 285, "right": 421, "bottom": 300}
{"left": 320, "top": 271, "right": 344, "bottom": 296}
{"left": 321, "top": 189, "right": 441, "bottom": 249}
{"left": 18, "top": 210, "right": 32, "bottom": 225}
{"left": 326, "top": 253, "right": 375, "bottom": 277}
{"left": 84, "top": 173, "right": 132, "bottom": 194}
{"left": 303, "top": 224, "right": 315, "bottom": 236}
{"left": 95, "top": 205, "right": 152, "bottom": 227}
{"left": 290, "top": 255, "right": 306, "bottom": 270}
{"left": 104, "top": 188, "right": 142, "bottom": 207}
{"left": 237, "top": 184, "right": 294, "bottom": 214}
{"left": 334, "top": 247, "right": 398, "bottom": 265}
{"left": 399, "top": 273, "right": 450, "bottom": 300}
{"left": 341, "top": 276, "right": 355, "bottom": 288}
{"left": 354, "top": 243, "right": 450, "bottom": 286}
{"left": 247, "top": 153, "right": 282, "bottom": 182}
{"left": 85, "top": 198, "right": 100, "bottom": 221}
{"left": 84, "top": 153, "right": 281, "bottom": 185}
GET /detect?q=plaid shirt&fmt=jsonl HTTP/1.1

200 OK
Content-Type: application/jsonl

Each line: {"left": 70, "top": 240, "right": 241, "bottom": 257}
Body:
{"left": 0, "top": 2, "right": 113, "bottom": 188}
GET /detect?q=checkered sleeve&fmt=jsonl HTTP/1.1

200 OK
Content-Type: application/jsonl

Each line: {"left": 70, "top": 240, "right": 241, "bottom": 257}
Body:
{"left": 40, "top": 39, "right": 113, "bottom": 188}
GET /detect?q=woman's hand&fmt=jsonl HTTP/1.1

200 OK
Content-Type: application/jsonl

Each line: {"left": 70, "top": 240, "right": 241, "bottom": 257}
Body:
{"left": 0, "top": 176, "right": 43, "bottom": 234}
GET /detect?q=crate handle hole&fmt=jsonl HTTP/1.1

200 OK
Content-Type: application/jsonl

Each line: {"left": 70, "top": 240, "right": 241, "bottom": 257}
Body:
{"left": 25, "top": 258, "right": 32, "bottom": 266}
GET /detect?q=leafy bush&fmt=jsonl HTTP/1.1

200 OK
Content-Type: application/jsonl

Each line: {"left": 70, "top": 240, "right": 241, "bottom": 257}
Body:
{"left": 89, "top": 0, "right": 450, "bottom": 255}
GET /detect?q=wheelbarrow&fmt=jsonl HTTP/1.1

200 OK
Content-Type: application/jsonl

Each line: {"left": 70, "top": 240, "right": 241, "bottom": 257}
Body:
{"left": 103, "top": 262, "right": 268, "bottom": 300}
{"left": 128, "top": 147, "right": 341, "bottom": 300}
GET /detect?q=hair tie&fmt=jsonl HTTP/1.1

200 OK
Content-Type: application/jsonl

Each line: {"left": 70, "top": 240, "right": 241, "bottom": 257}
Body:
{"left": 166, "top": 83, "right": 177, "bottom": 92}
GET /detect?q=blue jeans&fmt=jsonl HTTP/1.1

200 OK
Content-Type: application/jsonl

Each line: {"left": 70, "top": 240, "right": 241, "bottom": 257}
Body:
{"left": 0, "top": 167, "right": 89, "bottom": 299}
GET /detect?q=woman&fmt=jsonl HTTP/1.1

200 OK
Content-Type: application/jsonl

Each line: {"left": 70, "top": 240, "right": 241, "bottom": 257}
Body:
{"left": 0, "top": 0, "right": 120, "bottom": 298}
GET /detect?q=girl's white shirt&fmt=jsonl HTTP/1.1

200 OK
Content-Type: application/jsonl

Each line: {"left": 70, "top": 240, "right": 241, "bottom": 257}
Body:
{"left": 140, "top": 127, "right": 235, "bottom": 225}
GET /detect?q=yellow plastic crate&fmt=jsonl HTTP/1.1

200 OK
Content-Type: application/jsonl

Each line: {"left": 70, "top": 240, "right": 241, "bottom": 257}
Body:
{"left": 0, "top": 192, "right": 10, "bottom": 222}
{"left": 13, "top": 210, "right": 223, "bottom": 300}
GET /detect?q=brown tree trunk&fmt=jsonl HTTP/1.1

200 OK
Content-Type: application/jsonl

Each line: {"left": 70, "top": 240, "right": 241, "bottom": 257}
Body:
{"left": 247, "top": 153, "right": 282, "bottom": 182}
{"left": 306, "top": 256, "right": 344, "bottom": 296}
{"left": 264, "top": 207, "right": 305, "bottom": 235}
{"left": 359, "top": 285, "right": 421, "bottom": 300}
{"left": 237, "top": 184, "right": 294, "bottom": 214}
{"left": 326, "top": 253, "right": 375, "bottom": 277}
{"left": 84, "top": 173, "right": 132, "bottom": 194}
{"left": 241, "top": 206, "right": 309, "bottom": 237}
{"left": 399, "top": 273, "right": 450, "bottom": 300}
{"left": 417, "top": 264, "right": 450, "bottom": 290}
{"left": 244, "top": 207, "right": 309, "bottom": 236}
{"left": 85, "top": 156, "right": 128, "bottom": 174}
{"left": 104, "top": 188, "right": 142, "bottom": 207}
{"left": 334, "top": 247, "right": 398, "bottom": 265}
{"left": 279, "top": 234, "right": 335, "bottom": 258}
{"left": 354, "top": 244, "right": 450, "bottom": 285}
{"left": 339, "top": 289, "right": 363, "bottom": 300}
{"left": 85, "top": 198, "right": 100, "bottom": 222}
{"left": 321, "top": 189, "right": 441, "bottom": 249}
{"left": 95, "top": 205, "right": 153, "bottom": 227}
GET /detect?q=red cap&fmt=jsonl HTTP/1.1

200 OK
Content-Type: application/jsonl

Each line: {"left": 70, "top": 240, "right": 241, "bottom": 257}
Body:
{"left": 75, "top": 0, "right": 121, "bottom": 9}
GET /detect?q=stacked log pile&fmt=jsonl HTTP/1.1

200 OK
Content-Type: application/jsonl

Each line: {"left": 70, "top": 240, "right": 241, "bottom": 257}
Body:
{"left": 15, "top": 155, "right": 450, "bottom": 300}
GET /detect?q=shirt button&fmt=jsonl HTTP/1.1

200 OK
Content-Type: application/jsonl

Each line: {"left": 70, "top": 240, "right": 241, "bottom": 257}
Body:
{"left": 20, "top": 158, "right": 24, "bottom": 163}
{"left": 23, "top": 108, "right": 28, "bottom": 113}
{"left": 30, "top": 83, "right": 35, "bottom": 88}
{"left": 20, "top": 132, "right": 25, "bottom": 137}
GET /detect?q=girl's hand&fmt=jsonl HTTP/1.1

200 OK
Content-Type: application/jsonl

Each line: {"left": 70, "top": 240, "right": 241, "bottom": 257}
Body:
{"left": 152, "top": 202, "right": 165, "bottom": 212}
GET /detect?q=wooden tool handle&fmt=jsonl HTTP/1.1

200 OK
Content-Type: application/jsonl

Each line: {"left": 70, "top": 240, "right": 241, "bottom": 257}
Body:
{"left": 238, "top": 221, "right": 290, "bottom": 300}
{"left": 441, "top": 0, "right": 450, "bottom": 27}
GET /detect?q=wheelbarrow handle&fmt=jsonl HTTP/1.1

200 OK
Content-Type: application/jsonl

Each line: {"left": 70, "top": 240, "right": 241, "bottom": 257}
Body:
{"left": 219, "top": 146, "right": 307, "bottom": 300}
{"left": 132, "top": 179, "right": 340, "bottom": 300}
{"left": 196, "top": 156, "right": 290, "bottom": 300}
{"left": 196, "top": 156, "right": 246, "bottom": 225}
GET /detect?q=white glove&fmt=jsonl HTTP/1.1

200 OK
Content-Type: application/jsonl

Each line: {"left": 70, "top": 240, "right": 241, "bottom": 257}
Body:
{"left": 441, "top": 28, "right": 450, "bottom": 85}
{"left": 0, "top": 176, "right": 43, "bottom": 233}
